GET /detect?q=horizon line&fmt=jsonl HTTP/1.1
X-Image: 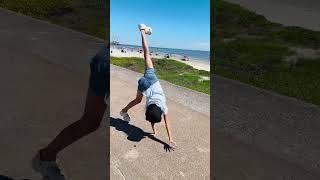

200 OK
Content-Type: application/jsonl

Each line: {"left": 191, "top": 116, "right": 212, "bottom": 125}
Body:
{"left": 111, "top": 42, "right": 210, "bottom": 52}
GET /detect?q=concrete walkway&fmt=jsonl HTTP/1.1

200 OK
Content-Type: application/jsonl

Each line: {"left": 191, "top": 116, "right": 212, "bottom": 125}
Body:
{"left": 0, "top": 8, "right": 107, "bottom": 180}
{"left": 110, "top": 65, "right": 210, "bottom": 179}
{"left": 217, "top": 0, "right": 320, "bottom": 178}
{"left": 213, "top": 75, "right": 320, "bottom": 179}
{"left": 110, "top": 65, "right": 319, "bottom": 180}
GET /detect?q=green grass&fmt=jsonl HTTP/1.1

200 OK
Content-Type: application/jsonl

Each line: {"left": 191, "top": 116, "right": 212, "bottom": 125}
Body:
{"left": 214, "top": 0, "right": 320, "bottom": 48}
{"left": 0, "top": 0, "right": 107, "bottom": 39}
{"left": 215, "top": 39, "right": 293, "bottom": 66}
{"left": 213, "top": 0, "right": 320, "bottom": 105}
{"left": 111, "top": 57, "right": 210, "bottom": 94}
{"left": 214, "top": 58, "right": 320, "bottom": 105}
{"left": 0, "top": 0, "right": 73, "bottom": 17}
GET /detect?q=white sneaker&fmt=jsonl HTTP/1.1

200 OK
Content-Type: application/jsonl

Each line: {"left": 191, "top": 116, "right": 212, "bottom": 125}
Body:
{"left": 138, "top": 24, "right": 152, "bottom": 35}
{"left": 32, "top": 153, "right": 65, "bottom": 180}
{"left": 138, "top": 23, "right": 147, "bottom": 31}
{"left": 120, "top": 110, "right": 131, "bottom": 122}
{"left": 145, "top": 27, "right": 152, "bottom": 35}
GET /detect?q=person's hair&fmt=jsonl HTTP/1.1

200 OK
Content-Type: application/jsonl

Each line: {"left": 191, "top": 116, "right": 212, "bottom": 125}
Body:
{"left": 145, "top": 104, "right": 162, "bottom": 123}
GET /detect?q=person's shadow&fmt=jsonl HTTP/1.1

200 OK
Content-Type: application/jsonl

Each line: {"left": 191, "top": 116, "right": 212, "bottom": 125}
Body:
{"left": 0, "top": 175, "right": 30, "bottom": 180}
{"left": 110, "top": 117, "right": 175, "bottom": 152}
{"left": 0, "top": 175, "right": 14, "bottom": 180}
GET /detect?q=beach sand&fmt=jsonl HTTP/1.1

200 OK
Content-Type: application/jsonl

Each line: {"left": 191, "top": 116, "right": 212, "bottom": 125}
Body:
{"left": 110, "top": 47, "right": 210, "bottom": 71}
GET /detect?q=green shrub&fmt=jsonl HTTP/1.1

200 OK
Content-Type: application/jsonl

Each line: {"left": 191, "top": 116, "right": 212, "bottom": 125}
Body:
{"left": 0, "top": 0, "right": 73, "bottom": 17}
{"left": 83, "top": 0, "right": 106, "bottom": 9}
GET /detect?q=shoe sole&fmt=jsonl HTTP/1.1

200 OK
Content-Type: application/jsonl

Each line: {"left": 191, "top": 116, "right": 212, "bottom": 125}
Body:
{"left": 32, "top": 152, "right": 66, "bottom": 180}
{"left": 120, "top": 112, "right": 131, "bottom": 122}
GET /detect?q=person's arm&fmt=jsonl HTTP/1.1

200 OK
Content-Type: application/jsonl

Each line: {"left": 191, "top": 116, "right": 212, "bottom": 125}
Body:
{"left": 151, "top": 123, "right": 157, "bottom": 135}
{"left": 163, "top": 114, "right": 177, "bottom": 147}
{"left": 140, "top": 30, "right": 154, "bottom": 70}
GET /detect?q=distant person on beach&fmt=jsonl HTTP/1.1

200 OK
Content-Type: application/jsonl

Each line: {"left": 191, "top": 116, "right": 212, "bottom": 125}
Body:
{"left": 182, "top": 55, "right": 189, "bottom": 61}
{"left": 120, "top": 24, "right": 177, "bottom": 148}
{"left": 33, "top": 42, "right": 109, "bottom": 179}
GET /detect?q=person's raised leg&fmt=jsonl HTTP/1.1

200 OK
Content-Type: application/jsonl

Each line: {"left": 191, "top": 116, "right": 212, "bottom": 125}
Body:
{"left": 140, "top": 30, "right": 154, "bottom": 71}
{"left": 40, "top": 89, "right": 107, "bottom": 161}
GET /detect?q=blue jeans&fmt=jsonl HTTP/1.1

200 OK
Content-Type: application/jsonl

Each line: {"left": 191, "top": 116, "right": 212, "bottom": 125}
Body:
{"left": 138, "top": 68, "right": 158, "bottom": 92}
{"left": 89, "top": 46, "right": 109, "bottom": 99}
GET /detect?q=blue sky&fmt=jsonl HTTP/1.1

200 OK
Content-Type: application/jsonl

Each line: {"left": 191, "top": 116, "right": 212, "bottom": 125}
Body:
{"left": 110, "top": 0, "right": 210, "bottom": 51}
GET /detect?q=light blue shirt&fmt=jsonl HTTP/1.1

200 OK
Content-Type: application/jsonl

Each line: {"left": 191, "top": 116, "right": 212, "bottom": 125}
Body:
{"left": 142, "top": 81, "right": 168, "bottom": 114}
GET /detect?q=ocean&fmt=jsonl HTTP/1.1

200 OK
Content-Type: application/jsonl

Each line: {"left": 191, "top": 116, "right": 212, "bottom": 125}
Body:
{"left": 114, "top": 44, "right": 210, "bottom": 62}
